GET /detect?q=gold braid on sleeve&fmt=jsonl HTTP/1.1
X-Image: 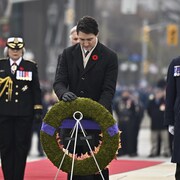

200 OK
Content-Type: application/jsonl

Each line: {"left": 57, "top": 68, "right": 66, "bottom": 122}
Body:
{"left": 34, "top": 104, "right": 43, "bottom": 110}
{"left": 0, "top": 76, "right": 13, "bottom": 101}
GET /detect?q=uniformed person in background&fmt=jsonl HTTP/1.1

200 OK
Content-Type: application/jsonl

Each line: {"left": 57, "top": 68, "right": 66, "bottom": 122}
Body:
{"left": 0, "top": 37, "right": 43, "bottom": 180}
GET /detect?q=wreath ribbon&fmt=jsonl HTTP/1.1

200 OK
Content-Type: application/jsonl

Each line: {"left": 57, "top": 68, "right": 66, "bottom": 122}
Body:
{"left": 41, "top": 120, "right": 119, "bottom": 137}
{"left": 107, "top": 124, "right": 119, "bottom": 137}
{"left": 41, "top": 122, "right": 56, "bottom": 136}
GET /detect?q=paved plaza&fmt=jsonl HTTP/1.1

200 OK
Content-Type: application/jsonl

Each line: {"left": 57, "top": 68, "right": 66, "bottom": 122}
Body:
{"left": 28, "top": 123, "right": 176, "bottom": 180}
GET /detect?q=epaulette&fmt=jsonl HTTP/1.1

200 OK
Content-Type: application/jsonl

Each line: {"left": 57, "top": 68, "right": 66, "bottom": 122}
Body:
{"left": 0, "top": 57, "right": 8, "bottom": 61}
{"left": 24, "top": 59, "right": 37, "bottom": 64}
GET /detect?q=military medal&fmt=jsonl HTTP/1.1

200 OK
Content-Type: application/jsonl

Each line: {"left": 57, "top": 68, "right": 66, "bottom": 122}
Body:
{"left": 11, "top": 63, "right": 17, "bottom": 74}
{"left": 22, "top": 85, "right": 28, "bottom": 91}
{"left": 16, "top": 70, "right": 32, "bottom": 81}
{"left": 174, "top": 66, "right": 180, "bottom": 76}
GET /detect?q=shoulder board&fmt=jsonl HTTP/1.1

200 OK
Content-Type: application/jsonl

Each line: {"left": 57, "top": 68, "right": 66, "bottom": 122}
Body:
{"left": 24, "top": 59, "right": 37, "bottom": 64}
{"left": 0, "top": 57, "right": 8, "bottom": 61}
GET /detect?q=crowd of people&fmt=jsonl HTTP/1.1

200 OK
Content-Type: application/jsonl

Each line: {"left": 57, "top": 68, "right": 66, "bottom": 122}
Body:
{"left": 113, "top": 82, "right": 172, "bottom": 158}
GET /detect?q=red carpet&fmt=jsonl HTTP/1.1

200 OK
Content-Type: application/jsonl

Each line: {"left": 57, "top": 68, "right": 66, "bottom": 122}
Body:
{"left": 0, "top": 158, "right": 163, "bottom": 179}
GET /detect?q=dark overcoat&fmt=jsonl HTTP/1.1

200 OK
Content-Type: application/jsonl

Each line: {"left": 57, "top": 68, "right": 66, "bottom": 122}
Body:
{"left": 147, "top": 97, "right": 166, "bottom": 130}
{"left": 53, "top": 42, "right": 118, "bottom": 112}
{"left": 164, "top": 56, "right": 180, "bottom": 163}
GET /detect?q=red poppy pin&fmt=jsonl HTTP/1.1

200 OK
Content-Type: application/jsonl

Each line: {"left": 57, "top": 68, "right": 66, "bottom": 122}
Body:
{"left": 92, "top": 55, "right": 98, "bottom": 61}
{"left": 19, "top": 66, "right": 24, "bottom": 71}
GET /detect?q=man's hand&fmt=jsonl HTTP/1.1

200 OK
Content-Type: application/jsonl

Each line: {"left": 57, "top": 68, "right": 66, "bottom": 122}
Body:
{"left": 168, "top": 125, "right": 174, "bottom": 135}
{"left": 61, "top": 92, "right": 77, "bottom": 102}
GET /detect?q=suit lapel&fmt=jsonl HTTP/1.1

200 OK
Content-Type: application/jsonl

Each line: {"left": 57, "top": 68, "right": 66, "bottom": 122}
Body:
{"left": 73, "top": 43, "right": 102, "bottom": 75}
{"left": 72, "top": 45, "right": 84, "bottom": 71}
{"left": 82, "top": 43, "right": 101, "bottom": 75}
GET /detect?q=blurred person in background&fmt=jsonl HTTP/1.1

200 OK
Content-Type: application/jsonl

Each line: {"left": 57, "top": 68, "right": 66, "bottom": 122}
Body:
{"left": 53, "top": 16, "right": 118, "bottom": 180}
{"left": 156, "top": 78, "right": 173, "bottom": 155}
{"left": 131, "top": 90, "right": 144, "bottom": 156}
{"left": 69, "top": 25, "right": 79, "bottom": 45}
{"left": 147, "top": 87, "right": 170, "bottom": 157}
{"left": 114, "top": 89, "right": 142, "bottom": 157}
{"left": 164, "top": 57, "right": 180, "bottom": 180}
{"left": 0, "top": 37, "right": 42, "bottom": 180}
{"left": 55, "top": 25, "right": 79, "bottom": 79}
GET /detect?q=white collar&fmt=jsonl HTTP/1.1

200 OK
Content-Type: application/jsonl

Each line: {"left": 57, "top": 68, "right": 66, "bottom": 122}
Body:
{"left": 10, "top": 57, "right": 22, "bottom": 66}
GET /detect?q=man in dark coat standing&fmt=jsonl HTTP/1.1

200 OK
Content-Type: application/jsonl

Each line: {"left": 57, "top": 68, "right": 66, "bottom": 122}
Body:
{"left": 147, "top": 87, "right": 170, "bottom": 157}
{"left": 53, "top": 16, "right": 118, "bottom": 180}
{"left": 164, "top": 56, "right": 180, "bottom": 180}
{"left": 0, "top": 37, "right": 42, "bottom": 180}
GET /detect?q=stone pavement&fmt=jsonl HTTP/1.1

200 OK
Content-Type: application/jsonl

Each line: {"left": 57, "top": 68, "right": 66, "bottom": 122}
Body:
{"left": 28, "top": 126, "right": 176, "bottom": 180}
{"left": 109, "top": 162, "right": 176, "bottom": 180}
{"left": 107, "top": 126, "right": 176, "bottom": 180}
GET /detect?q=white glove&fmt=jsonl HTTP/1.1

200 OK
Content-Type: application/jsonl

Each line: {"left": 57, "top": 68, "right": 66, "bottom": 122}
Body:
{"left": 168, "top": 125, "right": 174, "bottom": 135}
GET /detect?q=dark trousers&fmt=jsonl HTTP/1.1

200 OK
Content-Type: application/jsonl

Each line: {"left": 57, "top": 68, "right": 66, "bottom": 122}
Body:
{"left": 0, "top": 116, "right": 33, "bottom": 180}
{"left": 175, "top": 163, "right": 180, "bottom": 180}
{"left": 67, "top": 168, "right": 109, "bottom": 180}
{"left": 29, "top": 121, "right": 44, "bottom": 156}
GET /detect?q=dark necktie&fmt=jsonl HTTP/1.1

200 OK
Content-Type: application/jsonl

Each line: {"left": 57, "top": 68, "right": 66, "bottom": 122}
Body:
{"left": 85, "top": 51, "right": 89, "bottom": 57}
{"left": 11, "top": 63, "right": 17, "bottom": 74}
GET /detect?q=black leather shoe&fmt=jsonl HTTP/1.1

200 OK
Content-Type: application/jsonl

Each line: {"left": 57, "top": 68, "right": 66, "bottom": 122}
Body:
{"left": 148, "top": 154, "right": 158, "bottom": 158}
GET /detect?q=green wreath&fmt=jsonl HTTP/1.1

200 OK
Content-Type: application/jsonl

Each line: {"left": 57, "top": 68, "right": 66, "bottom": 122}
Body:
{"left": 40, "top": 97, "right": 120, "bottom": 176}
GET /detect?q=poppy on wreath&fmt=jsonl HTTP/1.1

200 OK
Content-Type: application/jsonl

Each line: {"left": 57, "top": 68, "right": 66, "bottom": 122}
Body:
{"left": 19, "top": 66, "right": 24, "bottom": 71}
{"left": 92, "top": 54, "right": 98, "bottom": 61}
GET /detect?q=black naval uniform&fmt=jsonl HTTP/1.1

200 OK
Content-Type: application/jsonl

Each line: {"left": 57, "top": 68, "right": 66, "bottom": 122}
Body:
{"left": 164, "top": 56, "right": 180, "bottom": 180}
{"left": 0, "top": 58, "right": 42, "bottom": 180}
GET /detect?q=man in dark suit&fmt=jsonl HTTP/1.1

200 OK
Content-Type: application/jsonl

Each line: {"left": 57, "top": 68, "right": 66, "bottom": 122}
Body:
{"left": 53, "top": 16, "right": 118, "bottom": 180}
{"left": 164, "top": 57, "right": 180, "bottom": 180}
{"left": 0, "top": 37, "right": 43, "bottom": 180}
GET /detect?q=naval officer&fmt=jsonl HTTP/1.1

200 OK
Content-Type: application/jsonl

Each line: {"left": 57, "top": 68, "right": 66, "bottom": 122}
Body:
{"left": 0, "top": 37, "right": 43, "bottom": 180}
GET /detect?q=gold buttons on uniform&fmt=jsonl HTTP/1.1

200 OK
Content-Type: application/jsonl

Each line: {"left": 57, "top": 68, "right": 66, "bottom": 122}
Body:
{"left": 5, "top": 99, "right": 8, "bottom": 102}
{"left": 15, "top": 99, "right": 18, "bottom": 103}
{"left": 15, "top": 92, "right": 18, "bottom": 95}
{"left": 16, "top": 85, "right": 18, "bottom": 88}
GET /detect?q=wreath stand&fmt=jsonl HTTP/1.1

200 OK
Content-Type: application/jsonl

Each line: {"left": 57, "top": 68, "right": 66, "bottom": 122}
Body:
{"left": 54, "top": 111, "right": 105, "bottom": 180}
